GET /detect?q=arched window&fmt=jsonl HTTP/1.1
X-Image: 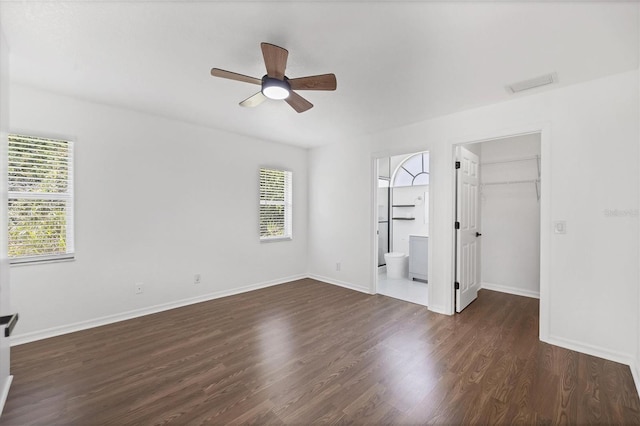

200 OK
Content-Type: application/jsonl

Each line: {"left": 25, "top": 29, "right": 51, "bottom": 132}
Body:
{"left": 392, "top": 152, "right": 429, "bottom": 187}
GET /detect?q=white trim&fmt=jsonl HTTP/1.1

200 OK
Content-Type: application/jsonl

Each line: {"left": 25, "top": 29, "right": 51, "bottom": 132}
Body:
{"left": 8, "top": 135, "right": 75, "bottom": 262}
{"left": 544, "top": 334, "right": 634, "bottom": 367}
{"left": 307, "top": 274, "right": 373, "bottom": 295}
{"left": 371, "top": 151, "right": 436, "bottom": 314}
{"left": 0, "top": 375, "right": 13, "bottom": 417}
{"left": 10, "top": 274, "right": 306, "bottom": 346}
{"left": 426, "top": 304, "right": 449, "bottom": 315}
{"left": 448, "top": 123, "right": 551, "bottom": 341}
{"left": 10, "top": 254, "right": 75, "bottom": 266}
{"left": 481, "top": 282, "right": 540, "bottom": 299}
{"left": 259, "top": 237, "right": 293, "bottom": 243}
{"left": 259, "top": 168, "right": 293, "bottom": 241}
{"left": 371, "top": 156, "right": 379, "bottom": 296}
{"left": 538, "top": 124, "right": 552, "bottom": 343}
{"left": 631, "top": 361, "right": 640, "bottom": 403}
{"left": 10, "top": 274, "right": 378, "bottom": 346}
{"left": 11, "top": 270, "right": 635, "bottom": 398}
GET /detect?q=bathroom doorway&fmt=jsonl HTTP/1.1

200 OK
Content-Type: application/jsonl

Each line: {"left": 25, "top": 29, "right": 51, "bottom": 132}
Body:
{"left": 375, "top": 151, "right": 430, "bottom": 306}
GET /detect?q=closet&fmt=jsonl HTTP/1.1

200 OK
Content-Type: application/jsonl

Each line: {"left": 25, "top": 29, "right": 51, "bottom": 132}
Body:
{"left": 475, "top": 134, "right": 541, "bottom": 299}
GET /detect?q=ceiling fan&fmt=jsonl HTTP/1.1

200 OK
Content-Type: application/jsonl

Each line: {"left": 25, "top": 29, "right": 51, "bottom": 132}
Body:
{"left": 211, "top": 42, "right": 337, "bottom": 113}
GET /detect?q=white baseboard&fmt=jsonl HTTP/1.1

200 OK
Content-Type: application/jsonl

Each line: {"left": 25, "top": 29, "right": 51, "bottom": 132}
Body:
{"left": 427, "top": 304, "right": 450, "bottom": 315}
{"left": 481, "top": 281, "right": 540, "bottom": 299}
{"left": 0, "top": 375, "right": 13, "bottom": 417}
{"left": 631, "top": 361, "right": 640, "bottom": 402}
{"left": 11, "top": 274, "right": 307, "bottom": 346}
{"left": 546, "top": 336, "right": 639, "bottom": 396}
{"left": 544, "top": 334, "right": 634, "bottom": 367}
{"left": 15, "top": 273, "right": 637, "bottom": 398}
{"left": 307, "top": 274, "right": 372, "bottom": 294}
{"left": 10, "top": 272, "right": 455, "bottom": 346}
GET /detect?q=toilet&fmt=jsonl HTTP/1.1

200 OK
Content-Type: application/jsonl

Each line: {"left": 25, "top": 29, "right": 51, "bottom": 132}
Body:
{"left": 384, "top": 252, "right": 408, "bottom": 279}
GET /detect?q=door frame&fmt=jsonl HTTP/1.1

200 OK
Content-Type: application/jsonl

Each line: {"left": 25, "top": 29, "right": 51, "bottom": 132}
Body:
{"left": 450, "top": 124, "right": 550, "bottom": 342}
{"left": 371, "top": 150, "right": 433, "bottom": 300}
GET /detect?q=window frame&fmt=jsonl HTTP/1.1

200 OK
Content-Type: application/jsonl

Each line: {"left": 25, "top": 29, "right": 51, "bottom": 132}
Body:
{"left": 392, "top": 152, "right": 430, "bottom": 187}
{"left": 259, "top": 167, "right": 293, "bottom": 242}
{"left": 8, "top": 134, "right": 75, "bottom": 265}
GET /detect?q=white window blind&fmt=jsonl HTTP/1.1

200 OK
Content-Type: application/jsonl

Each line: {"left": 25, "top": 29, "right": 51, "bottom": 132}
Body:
{"left": 259, "top": 168, "right": 292, "bottom": 241}
{"left": 8, "top": 134, "right": 74, "bottom": 263}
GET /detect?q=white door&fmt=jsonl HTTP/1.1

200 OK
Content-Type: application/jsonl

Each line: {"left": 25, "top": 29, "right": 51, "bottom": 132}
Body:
{"left": 456, "top": 146, "right": 481, "bottom": 312}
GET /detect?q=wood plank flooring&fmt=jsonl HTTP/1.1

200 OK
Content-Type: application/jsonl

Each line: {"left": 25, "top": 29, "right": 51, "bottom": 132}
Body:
{"left": 2, "top": 278, "right": 639, "bottom": 425}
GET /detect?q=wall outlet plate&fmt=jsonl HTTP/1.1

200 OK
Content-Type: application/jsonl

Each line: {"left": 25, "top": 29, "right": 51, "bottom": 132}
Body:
{"left": 553, "top": 221, "right": 566, "bottom": 234}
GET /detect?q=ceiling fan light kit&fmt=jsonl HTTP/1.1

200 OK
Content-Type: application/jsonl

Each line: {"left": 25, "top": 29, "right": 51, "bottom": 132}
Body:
{"left": 211, "top": 42, "right": 337, "bottom": 113}
{"left": 262, "top": 76, "right": 291, "bottom": 100}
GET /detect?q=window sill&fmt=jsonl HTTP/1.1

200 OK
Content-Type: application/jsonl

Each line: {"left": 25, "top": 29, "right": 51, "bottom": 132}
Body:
{"left": 10, "top": 256, "right": 76, "bottom": 267}
{"left": 260, "top": 237, "right": 293, "bottom": 243}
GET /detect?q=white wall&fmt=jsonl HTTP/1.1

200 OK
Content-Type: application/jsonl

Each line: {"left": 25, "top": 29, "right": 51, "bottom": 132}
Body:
{"left": 308, "top": 69, "right": 639, "bottom": 364}
{"left": 478, "top": 134, "right": 541, "bottom": 298}
{"left": 308, "top": 137, "right": 373, "bottom": 293}
{"left": 391, "top": 185, "right": 429, "bottom": 255}
{"left": 387, "top": 152, "right": 430, "bottom": 255}
{"left": 4, "top": 51, "right": 639, "bottom": 393}
{"left": 9, "top": 84, "right": 309, "bottom": 343}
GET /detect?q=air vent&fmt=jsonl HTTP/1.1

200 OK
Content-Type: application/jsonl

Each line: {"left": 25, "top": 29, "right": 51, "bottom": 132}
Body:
{"left": 506, "top": 73, "right": 557, "bottom": 94}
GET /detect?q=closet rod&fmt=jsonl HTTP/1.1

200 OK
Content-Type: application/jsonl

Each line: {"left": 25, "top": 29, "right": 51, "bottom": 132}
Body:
{"left": 481, "top": 179, "right": 540, "bottom": 201}
{"left": 481, "top": 178, "right": 539, "bottom": 186}
{"left": 480, "top": 155, "right": 539, "bottom": 166}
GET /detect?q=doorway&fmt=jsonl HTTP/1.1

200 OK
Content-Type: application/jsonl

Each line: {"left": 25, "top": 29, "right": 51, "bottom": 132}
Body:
{"left": 375, "top": 151, "right": 430, "bottom": 306}
{"left": 454, "top": 133, "right": 541, "bottom": 312}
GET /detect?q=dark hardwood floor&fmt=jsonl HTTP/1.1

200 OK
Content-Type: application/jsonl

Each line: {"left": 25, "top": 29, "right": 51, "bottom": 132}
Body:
{"left": 2, "top": 278, "right": 639, "bottom": 425}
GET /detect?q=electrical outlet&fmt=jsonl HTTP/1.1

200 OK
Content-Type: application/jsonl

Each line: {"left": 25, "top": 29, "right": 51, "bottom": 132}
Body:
{"left": 336, "top": 262, "right": 341, "bottom": 271}
{"left": 553, "top": 221, "right": 567, "bottom": 234}
{"left": 194, "top": 274, "right": 201, "bottom": 284}
{"left": 135, "top": 282, "right": 143, "bottom": 294}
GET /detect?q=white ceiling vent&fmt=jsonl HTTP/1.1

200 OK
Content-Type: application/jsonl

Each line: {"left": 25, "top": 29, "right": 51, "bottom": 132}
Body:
{"left": 506, "top": 73, "right": 558, "bottom": 94}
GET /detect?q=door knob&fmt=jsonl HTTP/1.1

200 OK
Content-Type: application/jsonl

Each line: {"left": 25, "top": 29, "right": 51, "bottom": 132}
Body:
{"left": 476, "top": 232, "right": 482, "bottom": 237}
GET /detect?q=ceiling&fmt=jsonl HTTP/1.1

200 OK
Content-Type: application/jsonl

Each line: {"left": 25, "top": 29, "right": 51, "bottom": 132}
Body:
{"left": 1, "top": 1, "right": 638, "bottom": 148}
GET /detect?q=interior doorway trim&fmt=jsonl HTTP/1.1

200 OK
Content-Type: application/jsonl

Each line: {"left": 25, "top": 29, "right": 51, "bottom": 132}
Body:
{"left": 370, "top": 149, "right": 433, "bottom": 305}
{"left": 449, "top": 123, "right": 551, "bottom": 342}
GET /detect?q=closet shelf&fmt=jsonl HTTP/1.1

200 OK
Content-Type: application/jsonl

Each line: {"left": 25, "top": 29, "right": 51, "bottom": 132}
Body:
{"left": 481, "top": 178, "right": 539, "bottom": 186}
{"left": 480, "top": 155, "right": 539, "bottom": 166}
{"left": 481, "top": 155, "right": 541, "bottom": 179}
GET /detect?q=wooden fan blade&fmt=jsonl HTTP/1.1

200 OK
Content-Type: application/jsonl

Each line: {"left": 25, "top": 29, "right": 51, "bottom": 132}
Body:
{"left": 240, "top": 92, "right": 267, "bottom": 108}
{"left": 211, "top": 68, "right": 261, "bottom": 85}
{"left": 289, "top": 74, "right": 337, "bottom": 91}
{"left": 261, "top": 42, "right": 288, "bottom": 80}
{"left": 285, "top": 91, "right": 313, "bottom": 113}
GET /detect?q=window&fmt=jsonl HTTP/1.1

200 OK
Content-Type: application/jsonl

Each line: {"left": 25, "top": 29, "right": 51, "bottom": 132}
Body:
{"left": 259, "top": 168, "right": 292, "bottom": 241}
{"left": 8, "top": 134, "right": 74, "bottom": 263}
{"left": 392, "top": 152, "right": 430, "bottom": 187}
